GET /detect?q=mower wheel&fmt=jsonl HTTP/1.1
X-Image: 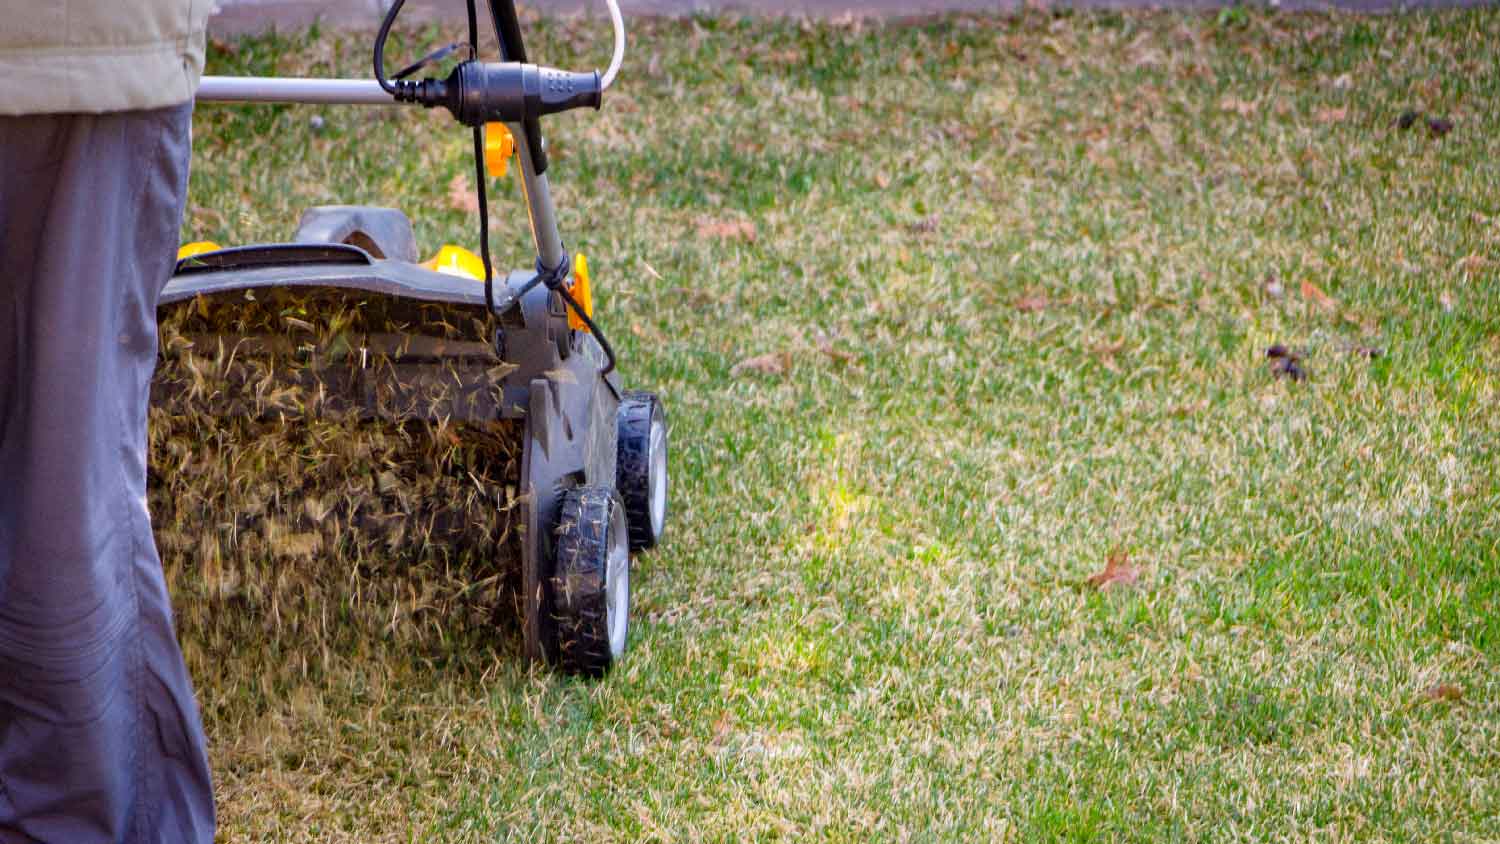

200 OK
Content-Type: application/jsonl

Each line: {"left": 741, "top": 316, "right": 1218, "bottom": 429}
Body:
{"left": 551, "top": 486, "right": 631, "bottom": 676}
{"left": 616, "top": 391, "right": 669, "bottom": 551}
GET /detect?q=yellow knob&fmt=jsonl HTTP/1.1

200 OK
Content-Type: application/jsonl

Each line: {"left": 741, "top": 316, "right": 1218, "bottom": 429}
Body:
{"left": 484, "top": 123, "right": 515, "bottom": 179}
{"left": 176, "top": 241, "right": 222, "bottom": 260}
{"left": 421, "top": 244, "right": 486, "bottom": 281}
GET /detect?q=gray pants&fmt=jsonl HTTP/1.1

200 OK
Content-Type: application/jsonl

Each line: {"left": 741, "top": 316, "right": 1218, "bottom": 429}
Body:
{"left": 0, "top": 106, "right": 215, "bottom": 843}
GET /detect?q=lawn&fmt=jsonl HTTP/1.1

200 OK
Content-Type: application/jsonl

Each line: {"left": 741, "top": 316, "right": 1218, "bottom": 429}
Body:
{"left": 177, "top": 6, "right": 1498, "bottom": 841}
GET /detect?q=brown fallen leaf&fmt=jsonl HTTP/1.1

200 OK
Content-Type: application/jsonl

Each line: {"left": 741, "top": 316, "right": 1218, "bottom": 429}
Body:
{"left": 696, "top": 218, "right": 757, "bottom": 242}
{"left": 1086, "top": 549, "right": 1141, "bottom": 590}
{"left": 1314, "top": 106, "right": 1348, "bottom": 124}
{"left": 1455, "top": 253, "right": 1491, "bottom": 275}
{"left": 1089, "top": 338, "right": 1126, "bottom": 373}
{"left": 1300, "top": 279, "right": 1338, "bottom": 312}
{"left": 1219, "top": 96, "right": 1256, "bottom": 117}
{"left": 1422, "top": 682, "right": 1463, "bottom": 702}
{"left": 730, "top": 351, "right": 791, "bottom": 377}
{"left": 446, "top": 173, "right": 479, "bottom": 214}
{"left": 1013, "top": 294, "right": 1050, "bottom": 313}
{"left": 813, "top": 329, "right": 853, "bottom": 363}
{"left": 207, "top": 36, "right": 239, "bottom": 56}
{"left": 907, "top": 214, "right": 940, "bottom": 234}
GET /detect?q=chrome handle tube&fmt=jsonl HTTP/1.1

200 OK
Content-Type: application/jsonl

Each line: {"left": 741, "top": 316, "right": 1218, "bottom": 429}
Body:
{"left": 195, "top": 76, "right": 394, "bottom": 105}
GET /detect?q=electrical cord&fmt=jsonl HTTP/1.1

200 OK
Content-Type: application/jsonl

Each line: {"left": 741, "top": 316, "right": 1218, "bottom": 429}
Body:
{"left": 601, "top": 0, "right": 625, "bottom": 91}
{"left": 372, "top": 0, "right": 408, "bottom": 95}
{"left": 558, "top": 285, "right": 618, "bottom": 376}
{"left": 460, "top": 0, "right": 499, "bottom": 317}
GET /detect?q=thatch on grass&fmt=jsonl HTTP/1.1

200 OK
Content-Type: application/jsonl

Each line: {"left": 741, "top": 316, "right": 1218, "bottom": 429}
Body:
{"left": 147, "top": 287, "right": 525, "bottom": 689}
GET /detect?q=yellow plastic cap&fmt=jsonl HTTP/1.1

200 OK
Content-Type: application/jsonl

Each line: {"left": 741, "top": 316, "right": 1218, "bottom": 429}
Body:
{"left": 421, "top": 244, "right": 486, "bottom": 281}
{"left": 176, "top": 241, "right": 223, "bottom": 260}
{"left": 484, "top": 123, "right": 515, "bottom": 179}
{"left": 568, "top": 252, "right": 593, "bottom": 332}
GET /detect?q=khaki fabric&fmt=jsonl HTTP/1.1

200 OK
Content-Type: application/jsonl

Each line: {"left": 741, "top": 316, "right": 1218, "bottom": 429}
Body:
{"left": 0, "top": 0, "right": 209, "bottom": 115}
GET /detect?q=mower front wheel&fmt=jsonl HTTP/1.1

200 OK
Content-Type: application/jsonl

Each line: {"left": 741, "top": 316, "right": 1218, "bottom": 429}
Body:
{"left": 617, "top": 391, "right": 669, "bottom": 551}
{"left": 550, "top": 486, "right": 631, "bottom": 676}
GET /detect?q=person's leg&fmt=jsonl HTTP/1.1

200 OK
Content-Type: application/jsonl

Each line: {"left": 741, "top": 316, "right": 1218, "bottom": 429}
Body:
{"left": 0, "top": 105, "right": 214, "bottom": 843}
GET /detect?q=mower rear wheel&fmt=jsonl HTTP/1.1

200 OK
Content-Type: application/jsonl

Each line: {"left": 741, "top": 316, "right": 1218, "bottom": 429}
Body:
{"left": 550, "top": 486, "right": 630, "bottom": 676}
{"left": 617, "top": 391, "right": 669, "bottom": 551}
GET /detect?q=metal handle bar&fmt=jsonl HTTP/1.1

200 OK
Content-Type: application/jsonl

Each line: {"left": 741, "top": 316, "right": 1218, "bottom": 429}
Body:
{"left": 196, "top": 77, "right": 394, "bottom": 105}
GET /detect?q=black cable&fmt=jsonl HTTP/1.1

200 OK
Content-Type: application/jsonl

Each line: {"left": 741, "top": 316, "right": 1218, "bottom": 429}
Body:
{"left": 473, "top": 125, "right": 496, "bottom": 314}
{"left": 463, "top": 0, "right": 498, "bottom": 315}
{"left": 372, "top": 0, "right": 408, "bottom": 95}
{"left": 556, "top": 285, "right": 618, "bottom": 376}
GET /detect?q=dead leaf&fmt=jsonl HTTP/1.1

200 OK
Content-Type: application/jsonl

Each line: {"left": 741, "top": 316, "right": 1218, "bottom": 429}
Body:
{"left": 1267, "top": 344, "right": 1307, "bottom": 381}
{"left": 446, "top": 173, "right": 478, "bottom": 214}
{"left": 907, "top": 214, "right": 940, "bottom": 234}
{"left": 1219, "top": 96, "right": 1256, "bottom": 117}
{"left": 1089, "top": 338, "right": 1126, "bottom": 373}
{"left": 1422, "top": 683, "right": 1463, "bottom": 702}
{"left": 730, "top": 351, "right": 791, "bottom": 377}
{"left": 1300, "top": 279, "right": 1338, "bottom": 312}
{"left": 1087, "top": 550, "right": 1141, "bottom": 590}
{"left": 1455, "top": 253, "right": 1491, "bottom": 275}
{"left": 1013, "top": 294, "right": 1050, "bottom": 313}
{"left": 1314, "top": 106, "right": 1348, "bottom": 124}
{"left": 813, "top": 330, "right": 853, "bottom": 363}
{"left": 696, "top": 218, "right": 757, "bottom": 242}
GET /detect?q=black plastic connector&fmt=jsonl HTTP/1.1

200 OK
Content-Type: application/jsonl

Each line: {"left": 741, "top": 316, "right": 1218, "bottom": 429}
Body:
{"left": 402, "top": 61, "right": 601, "bottom": 128}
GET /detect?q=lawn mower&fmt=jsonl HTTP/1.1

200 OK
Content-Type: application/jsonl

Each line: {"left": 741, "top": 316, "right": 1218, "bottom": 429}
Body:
{"left": 165, "top": 0, "right": 667, "bottom": 676}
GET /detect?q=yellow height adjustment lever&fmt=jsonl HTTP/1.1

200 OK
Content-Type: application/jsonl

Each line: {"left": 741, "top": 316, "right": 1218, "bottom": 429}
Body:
{"left": 484, "top": 123, "right": 515, "bottom": 178}
{"left": 568, "top": 253, "right": 594, "bottom": 332}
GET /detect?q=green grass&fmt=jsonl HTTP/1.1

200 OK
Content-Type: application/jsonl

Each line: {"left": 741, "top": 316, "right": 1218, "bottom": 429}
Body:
{"left": 184, "top": 7, "right": 1498, "bottom": 841}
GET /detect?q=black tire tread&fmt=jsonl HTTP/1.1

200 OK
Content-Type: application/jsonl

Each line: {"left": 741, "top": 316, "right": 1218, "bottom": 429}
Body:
{"left": 551, "top": 486, "right": 622, "bottom": 676}
{"left": 616, "top": 391, "right": 665, "bottom": 551}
